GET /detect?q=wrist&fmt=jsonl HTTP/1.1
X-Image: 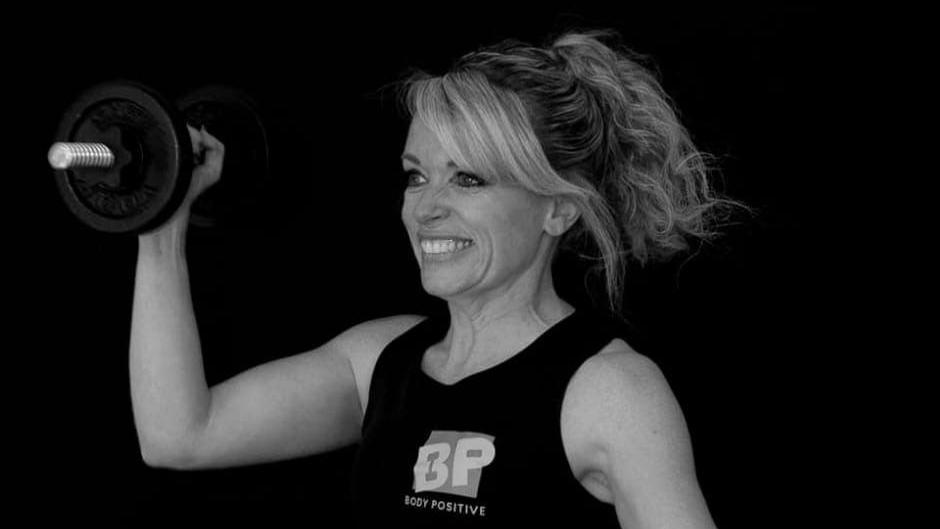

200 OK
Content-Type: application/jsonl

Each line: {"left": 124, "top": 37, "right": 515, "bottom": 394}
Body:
{"left": 138, "top": 213, "right": 189, "bottom": 258}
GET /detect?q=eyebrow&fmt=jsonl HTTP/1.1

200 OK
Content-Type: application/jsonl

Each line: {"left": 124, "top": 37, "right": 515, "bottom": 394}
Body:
{"left": 401, "top": 153, "right": 458, "bottom": 169}
{"left": 401, "top": 153, "right": 422, "bottom": 166}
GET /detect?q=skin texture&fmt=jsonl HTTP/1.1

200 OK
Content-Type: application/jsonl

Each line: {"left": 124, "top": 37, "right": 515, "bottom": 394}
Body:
{"left": 562, "top": 344, "right": 718, "bottom": 528}
{"left": 400, "top": 118, "right": 580, "bottom": 382}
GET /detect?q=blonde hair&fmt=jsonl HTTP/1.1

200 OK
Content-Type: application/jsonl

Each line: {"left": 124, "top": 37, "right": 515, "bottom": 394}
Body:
{"left": 400, "top": 29, "right": 749, "bottom": 314}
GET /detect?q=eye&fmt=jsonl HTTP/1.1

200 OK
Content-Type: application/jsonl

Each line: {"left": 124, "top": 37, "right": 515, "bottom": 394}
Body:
{"left": 402, "top": 169, "right": 425, "bottom": 187}
{"left": 455, "top": 171, "right": 486, "bottom": 187}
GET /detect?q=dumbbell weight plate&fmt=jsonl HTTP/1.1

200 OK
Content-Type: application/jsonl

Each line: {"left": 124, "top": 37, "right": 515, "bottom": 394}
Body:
{"left": 53, "top": 82, "right": 193, "bottom": 233}
{"left": 178, "top": 86, "right": 270, "bottom": 228}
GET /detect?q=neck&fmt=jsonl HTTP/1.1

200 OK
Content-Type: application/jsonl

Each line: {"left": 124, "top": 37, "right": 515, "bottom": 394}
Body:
{"left": 430, "top": 256, "right": 574, "bottom": 381}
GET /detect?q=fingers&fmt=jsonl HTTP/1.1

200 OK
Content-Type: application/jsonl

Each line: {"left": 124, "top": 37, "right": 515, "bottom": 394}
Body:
{"left": 186, "top": 125, "right": 225, "bottom": 173}
{"left": 200, "top": 127, "right": 224, "bottom": 152}
{"left": 187, "top": 124, "right": 202, "bottom": 154}
{"left": 185, "top": 126, "right": 224, "bottom": 202}
{"left": 187, "top": 125, "right": 225, "bottom": 158}
{"left": 199, "top": 128, "right": 225, "bottom": 169}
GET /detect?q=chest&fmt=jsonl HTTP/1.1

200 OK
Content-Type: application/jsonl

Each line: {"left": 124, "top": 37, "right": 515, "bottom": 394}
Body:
{"left": 365, "top": 347, "right": 612, "bottom": 505}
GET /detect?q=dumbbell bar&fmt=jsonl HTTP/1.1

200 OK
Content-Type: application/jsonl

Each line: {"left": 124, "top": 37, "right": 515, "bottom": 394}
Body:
{"left": 49, "top": 81, "right": 269, "bottom": 234}
{"left": 49, "top": 142, "right": 115, "bottom": 169}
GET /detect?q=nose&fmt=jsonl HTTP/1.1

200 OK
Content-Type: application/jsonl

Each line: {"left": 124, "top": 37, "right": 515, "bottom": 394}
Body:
{"left": 411, "top": 184, "right": 450, "bottom": 226}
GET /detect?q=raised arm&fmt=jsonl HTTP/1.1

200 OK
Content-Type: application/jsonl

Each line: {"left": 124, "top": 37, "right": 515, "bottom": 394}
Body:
{"left": 129, "top": 126, "right": 422, "bottom": 469}
{"left": 130, "top": 125, "right": 223, "bottom": 467}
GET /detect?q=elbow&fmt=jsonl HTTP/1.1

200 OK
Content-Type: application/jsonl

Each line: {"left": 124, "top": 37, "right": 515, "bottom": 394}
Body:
{"left": 138, "top": 435, "right": 200, "bottom": 470}
{"left": 139, "top": 444, "right": 179, "bottom": 469}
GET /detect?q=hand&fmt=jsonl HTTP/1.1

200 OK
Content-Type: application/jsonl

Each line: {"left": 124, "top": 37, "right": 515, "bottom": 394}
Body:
{"left": 140, "top": 126, "right": 224, "bottom": 237}
{"left": 184, "top": 125, "right": 224, "bottom": 207}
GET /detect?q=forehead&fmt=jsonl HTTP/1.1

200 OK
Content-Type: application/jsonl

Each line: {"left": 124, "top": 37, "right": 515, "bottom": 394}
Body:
{"left": 403, "top": 119, "right": 451, "bottom": 165}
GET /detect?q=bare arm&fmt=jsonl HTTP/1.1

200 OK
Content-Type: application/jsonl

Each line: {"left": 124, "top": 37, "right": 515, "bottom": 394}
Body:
{"left": 565, "top": 344, "right": 718, "bottom": 529}
{"left": 130, "top": 215, "right": 212, "bottom": 466}
{"left": 132, "top": 224, "right": 420, "bottom": 469}
{"left": 130, "top": 126, "right": 222, "bottom": 467}
{"left": 129, "top": 127, "right": 423, "bottom": 469}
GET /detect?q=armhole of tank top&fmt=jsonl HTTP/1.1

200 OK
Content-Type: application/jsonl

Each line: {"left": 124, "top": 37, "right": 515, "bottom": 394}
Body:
{"left": 360, "top": 315, "right": 432, "bottom": 432}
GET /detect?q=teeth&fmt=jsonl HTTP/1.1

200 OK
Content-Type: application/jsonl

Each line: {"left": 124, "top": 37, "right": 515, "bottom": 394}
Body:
{"left": 421, "top": 239, "right": 473, "bottom": 254}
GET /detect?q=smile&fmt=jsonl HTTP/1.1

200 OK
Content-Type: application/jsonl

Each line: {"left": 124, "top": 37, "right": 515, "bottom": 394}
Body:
{"left": 420, "top": 238, "right": 474, "bottom": 256}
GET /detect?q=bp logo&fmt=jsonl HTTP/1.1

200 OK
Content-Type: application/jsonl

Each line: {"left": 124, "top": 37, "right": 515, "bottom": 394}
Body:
{"left": 412, "top": 431, "right": 496, "bottom": 498}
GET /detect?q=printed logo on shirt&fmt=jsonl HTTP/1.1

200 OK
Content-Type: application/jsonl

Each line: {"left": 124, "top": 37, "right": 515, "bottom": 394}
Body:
{"left": 412, "top": 430, "right": 496, "bottom": 498}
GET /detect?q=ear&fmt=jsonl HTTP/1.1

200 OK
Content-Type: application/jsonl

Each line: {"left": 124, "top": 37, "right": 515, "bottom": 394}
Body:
{"left": 543, "top": 196, "right": 581, "bottom": 237}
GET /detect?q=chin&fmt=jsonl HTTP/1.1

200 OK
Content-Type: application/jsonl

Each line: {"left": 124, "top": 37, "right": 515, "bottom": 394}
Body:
{"left": 420, "top": 269, "right": 476, "bottom": 300}
{"left": 420, "top": 277, "right": 464, "bottom": 299}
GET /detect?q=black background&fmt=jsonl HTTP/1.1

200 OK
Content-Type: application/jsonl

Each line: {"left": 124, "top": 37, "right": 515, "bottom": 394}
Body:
{"left": 16, "top": 5, "right": 860, "bottom": 526}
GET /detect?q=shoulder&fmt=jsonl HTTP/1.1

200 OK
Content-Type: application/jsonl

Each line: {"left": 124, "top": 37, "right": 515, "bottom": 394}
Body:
{"left": 335, "top": 314, "right": 428, "bottom": 377}
{"left": 575, "top": 338, "right": 672, "bottom": 407}
{"left": 567, "top": 337, "right": 680, "bottom": 426}
{"left": 562, "top": 342, "right": 715, "bottom": 527}
{"left": 562, "top": 337, "right": 690, "bottom": 465}
{"left": 334, "top": 314, "right": 428, "bottom": 356}
{"left": 332, "top": 314, "right": 428, "bottom": 412}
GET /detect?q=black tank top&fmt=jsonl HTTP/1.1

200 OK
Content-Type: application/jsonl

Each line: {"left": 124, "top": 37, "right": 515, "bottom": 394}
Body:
{"left": 350, "top": 309, "right": 640, "bottom": 527}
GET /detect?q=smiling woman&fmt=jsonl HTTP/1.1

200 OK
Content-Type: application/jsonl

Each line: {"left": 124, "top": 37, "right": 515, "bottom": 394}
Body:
{"left": 400, "top": 119, "right": 562, "bottom": 307}
{"left": 398, "top": 31, "right": 746, "bottom": 315}
{"left": 128, "top": 27, "right": 743, "bottom": 529}
{"left": 348, "top": 30, "right": 745, "bottom": 528}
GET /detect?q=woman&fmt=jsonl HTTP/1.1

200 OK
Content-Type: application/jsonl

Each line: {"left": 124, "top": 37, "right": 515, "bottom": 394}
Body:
{"left": 131, "top": 30, "right": 737, "bottom": 528}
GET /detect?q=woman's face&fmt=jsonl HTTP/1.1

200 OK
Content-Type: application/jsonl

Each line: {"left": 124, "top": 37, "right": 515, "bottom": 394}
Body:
{"left": 401, "top": 119, "right": 554, "bottom": 302}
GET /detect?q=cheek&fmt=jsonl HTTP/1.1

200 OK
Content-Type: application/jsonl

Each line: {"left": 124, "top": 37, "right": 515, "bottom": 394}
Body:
{"left": 487, "top": 206, "right": 543, "bottom": 261}
{"left": 400, "top": 196, "right": 416, "bottom": 230}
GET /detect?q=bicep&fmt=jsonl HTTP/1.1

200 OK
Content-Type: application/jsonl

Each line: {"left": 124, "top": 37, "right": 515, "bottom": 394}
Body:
{"left": 191, "top": 345, "right": 363, "bottom": 468}
{"left": 573, "top": 351, "right": 717, "bottom": 529}
{"left": 180, "top": 315, "right": 424, "bottom": 469}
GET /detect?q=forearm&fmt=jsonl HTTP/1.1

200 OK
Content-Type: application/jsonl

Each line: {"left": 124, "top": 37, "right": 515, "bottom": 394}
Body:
{"left": 129, "top": 215, "right": 211, "bottom": 464}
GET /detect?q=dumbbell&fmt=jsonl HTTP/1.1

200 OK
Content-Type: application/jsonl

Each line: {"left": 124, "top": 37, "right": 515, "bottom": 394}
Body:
{"left": 48, "top": 81, "right": 270, "bottom": 233}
